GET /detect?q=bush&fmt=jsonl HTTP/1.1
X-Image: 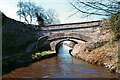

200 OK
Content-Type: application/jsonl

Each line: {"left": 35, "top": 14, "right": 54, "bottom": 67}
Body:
{"left": 103, "top": 12, "right": 120, "bottom": 41}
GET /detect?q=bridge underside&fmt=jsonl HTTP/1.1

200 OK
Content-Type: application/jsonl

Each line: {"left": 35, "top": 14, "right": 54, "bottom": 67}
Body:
{"left": 50, "top": 38, "right": 85, "bottom": 53}
{"left": 37, "top": 33, "right": 91, "bottom": 53}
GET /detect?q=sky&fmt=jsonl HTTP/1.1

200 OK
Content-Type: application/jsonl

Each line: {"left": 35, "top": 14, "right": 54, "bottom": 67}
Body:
{"left": 0, "top": 0, "right": 103, "bottom": 24}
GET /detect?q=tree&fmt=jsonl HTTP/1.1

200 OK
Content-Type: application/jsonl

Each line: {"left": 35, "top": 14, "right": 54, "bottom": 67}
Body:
{"left": 44, "top": 9, "right": 60, "bottom": 24}
{"left": 17, "top": 1, "right": 60, "bottom": 25}
{"left": 103, "top": 11, "right": 120, "bottom": 41}
{"left": 68, "top": 0, "right": 120, "bottom": 40}
{"left": 68, "top": 0, "right": 120, "bottom": 18}
{"left": 17, "top": 1, "right": 44, "bottom": 24}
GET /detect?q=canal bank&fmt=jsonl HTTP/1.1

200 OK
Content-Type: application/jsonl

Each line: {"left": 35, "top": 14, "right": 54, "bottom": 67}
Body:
{"left": 2, "top": 50, "right": 57, "bottom": 75}
{"left": 70, "top": 41, "right": 120, "bottom": 74}
{"left": 2, "top": 45, "right": 118, "bottom": 79}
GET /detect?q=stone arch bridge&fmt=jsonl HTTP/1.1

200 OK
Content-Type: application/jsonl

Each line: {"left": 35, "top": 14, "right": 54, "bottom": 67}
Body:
{"left": 37, "top": 20, "right": 102, "bottom": 52}
{"left": 2, "top": 13, "right": 102, "bottom": 56}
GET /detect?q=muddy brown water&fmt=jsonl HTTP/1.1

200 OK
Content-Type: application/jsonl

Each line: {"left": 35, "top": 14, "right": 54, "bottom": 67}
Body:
{"left": 2, "top": 45, "right": 118, "bottom": 79}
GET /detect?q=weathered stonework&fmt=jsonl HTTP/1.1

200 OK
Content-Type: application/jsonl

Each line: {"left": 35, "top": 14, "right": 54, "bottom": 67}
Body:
{"left": 2, "top": 12, "right": 102, "bottom": 56}
{"left": 38, "top": 21, "right": 102, "bottom": 52}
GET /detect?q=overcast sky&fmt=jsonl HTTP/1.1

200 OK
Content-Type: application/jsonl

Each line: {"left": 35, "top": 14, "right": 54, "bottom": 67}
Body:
{"left": 0, "top": 0, "right": 103, "bottom": 24}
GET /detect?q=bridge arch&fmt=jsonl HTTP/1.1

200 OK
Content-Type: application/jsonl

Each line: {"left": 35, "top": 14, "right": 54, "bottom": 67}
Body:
{"left": 47, "top": 33, "right": 93, "bottom": 42}
{"left": 37, "top": 33, "right": 90, "bottom": 52}
{"left": 50, "top": 38, "right": 86, "bottom": 52}
{"left": 54, "top": 39, "right": 78, "bottom": 53}
{"left": 37, "top": 20, "right": 101, "bottom": 52}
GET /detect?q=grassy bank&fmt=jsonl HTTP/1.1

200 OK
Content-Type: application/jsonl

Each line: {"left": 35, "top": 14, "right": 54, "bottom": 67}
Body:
{"left": 32, "top": 50, "right": 57, "bottom": 61}
{"left": 2, "top": 50, "right": 56, "bottom": 75}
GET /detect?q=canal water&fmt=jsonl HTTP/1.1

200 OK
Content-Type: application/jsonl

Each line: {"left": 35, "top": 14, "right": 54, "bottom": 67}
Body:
{"left": 2, "top": 44, "right": 118, "bottom": 78}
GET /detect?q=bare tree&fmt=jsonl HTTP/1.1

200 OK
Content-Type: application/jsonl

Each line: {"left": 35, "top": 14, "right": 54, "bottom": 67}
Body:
{"left": 68, "top": 0, "right": 120, "bottom": 18}
{"left": 17, "top": 1, "right": 60, "bottom": 25}
{"left": 17, "top": 1, "right": 44, "bottom": 24}
{"left": 44, "top": 9, "right": 60, "bottom": 24}
{"left": 68, "top": 0, "right": 120, "bottom": 40}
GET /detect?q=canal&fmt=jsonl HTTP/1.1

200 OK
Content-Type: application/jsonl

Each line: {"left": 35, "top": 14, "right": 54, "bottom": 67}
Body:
{"left": 2, "top": 44, "right": 118, "bottom": 79}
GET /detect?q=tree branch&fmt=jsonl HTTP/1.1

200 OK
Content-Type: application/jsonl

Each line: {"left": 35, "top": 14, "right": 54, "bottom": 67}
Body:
{"left": 70, "top": 2, "right": 111, "bottom": 16}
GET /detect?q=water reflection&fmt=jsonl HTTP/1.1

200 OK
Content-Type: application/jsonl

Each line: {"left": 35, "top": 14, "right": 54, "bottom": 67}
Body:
{"left": 56, "top": 44, "right": 118, "bottom": 78}
{"left": 2, "top": 44, "right": 118, "bottom": 78}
